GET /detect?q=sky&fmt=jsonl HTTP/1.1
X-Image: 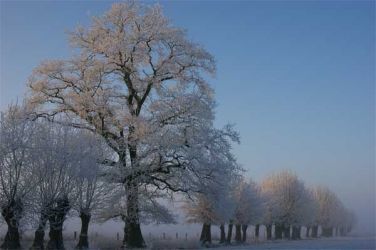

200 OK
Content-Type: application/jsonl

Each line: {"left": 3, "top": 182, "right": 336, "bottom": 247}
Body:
{"left": 0, "top": 0, "right": 375, "bottom": 235}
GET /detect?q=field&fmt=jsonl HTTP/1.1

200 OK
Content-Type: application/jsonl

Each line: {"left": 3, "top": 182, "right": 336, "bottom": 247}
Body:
{"left": 215, "top": 237, "right": 376, "bottom": 250}
{"left": 10, "top": 236, "right": 375, "bottom": 249}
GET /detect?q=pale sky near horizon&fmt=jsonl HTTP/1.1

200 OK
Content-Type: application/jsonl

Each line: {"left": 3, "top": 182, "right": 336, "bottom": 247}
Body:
{"left": 0, "top": 1, "right": 375, "bottom": 234}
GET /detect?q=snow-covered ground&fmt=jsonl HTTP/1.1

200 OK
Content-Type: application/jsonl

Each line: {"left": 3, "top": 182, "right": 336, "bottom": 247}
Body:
{"left": 1, "top": 220, "right": 374, "bottom": 249}
{"left": 1, "top": 236, "right": 375, "bottom": 249}
{"left": 214, "top": 237, "right": 376, "bottom": 250}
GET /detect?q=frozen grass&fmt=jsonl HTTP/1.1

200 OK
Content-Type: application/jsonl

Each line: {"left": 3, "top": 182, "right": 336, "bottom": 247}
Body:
{"left": 147, "top": 238, "right": 201, "bottom": 250}
{"left": 4, "top": 235, "right": 375, "bottom": 249}
{"left": 215, "top": 237, "right": 376, "bottom": 250}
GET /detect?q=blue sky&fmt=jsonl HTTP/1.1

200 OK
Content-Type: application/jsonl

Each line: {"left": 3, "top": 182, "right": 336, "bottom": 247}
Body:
{"left": 1, "top": 1, "right": 375, "bottom": 234}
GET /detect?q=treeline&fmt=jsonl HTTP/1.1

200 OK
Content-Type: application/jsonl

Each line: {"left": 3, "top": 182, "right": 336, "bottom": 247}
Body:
{"left": 0, "top": 104, "right": 356, "bottom": 250}
{"left": 184, "top": 171, "right": 356, "bottom": 245}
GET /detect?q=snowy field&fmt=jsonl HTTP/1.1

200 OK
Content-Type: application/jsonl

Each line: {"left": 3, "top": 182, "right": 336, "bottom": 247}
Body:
{"left": 8, "top": 236, "right": 375, "bottom": 249}
{"left": 215, "top": 237, "right": 376, "bottom": 250}
{"left": 2, "top": 221, "right": 374, "bottom": 249}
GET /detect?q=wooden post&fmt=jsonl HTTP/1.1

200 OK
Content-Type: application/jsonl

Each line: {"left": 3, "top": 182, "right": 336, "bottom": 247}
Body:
{"left": 176, "top": 232, "right": 178, "bottom": 239}
{"left": 185, "top": 233, "right": 188, "bottom": 240}
{"left": 74, "top": 231, "right": 77, "bottom": 240}
{"left": 117, "top": 232, "right": 119, "bottom": 240}
{"left": 163, "top": 232, "right": 165, "bottom": 240}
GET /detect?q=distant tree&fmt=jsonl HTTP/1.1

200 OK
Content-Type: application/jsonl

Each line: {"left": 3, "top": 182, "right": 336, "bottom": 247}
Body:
{"left": 184, "top": 194, "right": 215, "bottom": 245}
{"left": 259, "top": 189, "right": 273, "bottom": 240}
{"left": 0, "top": 104, "right": 37, "bottom": 249}
{"left": 261, "top": 171, "right": 308, "bottom": 240}
{"left": 183, "top": 171, "right": 238, "bottom": 245}
{"left": 301, "top": 188, "right": 319, "bottom": 238}
{"left": 28, "top": 1, "right": 239, "bottom": 247}
{"left": 339, "top": 209, "right": 356, "bottom": 236}
{"left": 312, "top": 186, "right": 341, "bottom": 237}
{"left": 232, "top": 179, "right": 263, "bottom": 243}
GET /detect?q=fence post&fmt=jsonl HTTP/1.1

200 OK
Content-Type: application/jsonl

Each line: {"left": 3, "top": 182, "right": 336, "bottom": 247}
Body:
{"left": 74, "top": 231, "right": 77, "bottom": 240}
{"left": 117, "top": 232, "right": 119, "bottom": 240}
{"left": 185, "top": 233, "right": 188, "bottom": 240}
{"left": 176, "top": 232, "right": 178, "bottom": 239}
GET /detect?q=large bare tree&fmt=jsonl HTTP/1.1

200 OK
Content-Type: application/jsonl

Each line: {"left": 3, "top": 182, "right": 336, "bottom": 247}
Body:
{"left": 28, "top": 2, "right": 239, "bottom": 247}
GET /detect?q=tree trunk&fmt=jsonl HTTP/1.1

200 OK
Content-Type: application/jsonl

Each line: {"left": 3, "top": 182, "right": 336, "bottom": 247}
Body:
{"left": 292, "top": 226, "right": 301, "bottom": 240}
{"left": 121, "top": 215, "right": 127, "bottom": 247}
{"left": 1, "top": 221, "right": 21, "bottom": 250}
{"left": 200, "top": 224, "right": 211, "bottom": 245}
{"left": 31, "top": 228, "right": 45, "bottom": 250}
{"left": 47, "top": 227, "right": 64, "bottom": 250}
{"left": 284, "top": 225, "right": 291, "bottom": 239}
{"left": 266, "top": 225, "right": 272, "bottom": 240}
{"left": 76, "top": 212, "right": 91, "bottom": 249}
{"left": 31, "top": 209, "right": 48, "bottom": 250}
{"left": 206, "top": 224, "right": 211, "bottom": 244}
{"left": 1, "top": 199, "right": 22, "bottom": 249}
{"left": 47, "top": 197, "right": 70, "bottom": 250}
{"left": 311, "top": 225, "right": 318, "bottom": 238}
{"left": 255, "top": 224, "right": 260, "bottom": 239}
{"left": 226, "top": 223, "right": 233, "bottom": 243}
{"left": 123, "top": 182, "right": 145, "bottom": 248}
{"left": 241, "top": 225, "right": 248, "bottom": 242}
{"left": 200, "top": 224, "right": 205, "bottom": 242}
{"left": 275, "top": 224, "right": 283, "bottom": 239}
{"left": 234, "top": 224, "right": 242, "bottom": 243}
{"left": 219, "top": 224, "right": 226, "bottom": 243}
{"left": 122, "top": 128, "right": 146, "bottom": 249}
{"left": 321, "top": 227, "right": 333, "bottom": 237}
{"left": 305, "top": 226, "right": 310, "bottom": 238}
{"left": 339, "top": 227, "right": 345, "bottom": 236}
{"left": 306, "top": 226, "right": 311, "bottom": 238}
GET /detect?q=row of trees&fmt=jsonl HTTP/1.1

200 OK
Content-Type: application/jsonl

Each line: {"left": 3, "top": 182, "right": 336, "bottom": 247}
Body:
{"left": 0, "top": 105, "right": 114, "bottom": 249}
{"left": 0, "top": 103, "right": 239, "bottom": 249}
{"left": 184, "top": 171, "right": 356, "bottom": 245}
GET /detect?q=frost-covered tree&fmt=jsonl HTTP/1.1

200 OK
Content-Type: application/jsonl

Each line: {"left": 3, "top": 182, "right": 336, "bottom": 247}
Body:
{"left": 183, "top": 194, "right": 215, "bottom": 245}
{"left": 183, "top": 171, "right": 238, "bottom": 245}
{"left": 28, "top": 2, "right": 239, "bottom": 247}
{"left": 70, "top": 133, "right": 113, "bottom": 249}
{"left": 232, "top": 178, "right": 263, "bottom": 243}
{"left": 97, "top": 185, "right": 176, "bottom": 246}
{"left": 312, "top": 186, "right": 342, "bottom": 237}
{"left": 301, "top": 188, "right": 319, "bottom": 238}
{"left": 0, "top": 104, "right": 38, "bottom": 249}
{"left": 29, "top": 123, "right": 88, "bottom": 250}
{"left": 259, "top": 189, "right": 273, "bottom": 240}
{"left": 260, "top": 171, "right": 308, "bottom": 240}
{"left": 339, "top": 209, "right": 356, "bottom": 236}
